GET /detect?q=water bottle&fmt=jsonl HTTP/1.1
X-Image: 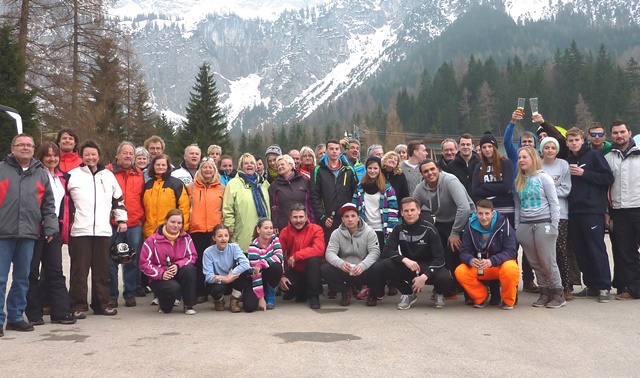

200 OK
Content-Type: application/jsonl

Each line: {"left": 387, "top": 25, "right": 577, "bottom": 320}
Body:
{"left": 477, "top": 252, "right": 484, "bottom": 276}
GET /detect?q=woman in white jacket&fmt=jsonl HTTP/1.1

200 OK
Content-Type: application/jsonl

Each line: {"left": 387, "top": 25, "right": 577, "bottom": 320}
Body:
{"left": 67, "top": 140, "right": 127, "bottom": 319}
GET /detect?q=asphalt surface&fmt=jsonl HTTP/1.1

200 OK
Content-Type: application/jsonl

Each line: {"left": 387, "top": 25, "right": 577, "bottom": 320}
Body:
{"left": 3, "top": 240, "right": 640, "bottom": 377}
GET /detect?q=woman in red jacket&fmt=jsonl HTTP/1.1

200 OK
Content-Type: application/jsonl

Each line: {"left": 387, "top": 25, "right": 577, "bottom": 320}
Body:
{"left": 140, "top": 209, "right": 198, "bottom": 314}
{"left": 186, "top": 158, "right": 225, "bottom": 303}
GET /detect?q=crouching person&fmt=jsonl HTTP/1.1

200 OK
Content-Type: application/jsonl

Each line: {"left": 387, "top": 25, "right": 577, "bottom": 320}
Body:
{"left": 278, "top": 203, "right": 326, "bottom": 309}
{"left": 455, "top": 200, "right": 519, "bottom": 310}
{"left": 202, "top": 224, "right": 254, "bottom": 313}
{"left": 382, "top": 197, "right": 455, "bottom": 310}
{"left": 140, "top": 209, "right": 197, "bottom": 315}
{"left": 320, "top": 203, "right": 384, "bottom": 306}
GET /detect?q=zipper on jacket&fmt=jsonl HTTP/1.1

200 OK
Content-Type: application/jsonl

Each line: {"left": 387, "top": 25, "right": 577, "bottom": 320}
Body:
{"left": 93, "top": 174, "right": 97, "bottom": 235}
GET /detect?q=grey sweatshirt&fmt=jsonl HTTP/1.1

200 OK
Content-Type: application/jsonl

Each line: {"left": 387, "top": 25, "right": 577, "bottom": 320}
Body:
{"left": 325, "top": 219, "right": 380, "bottom": 271}
{"left": 412, "top": 171, "right": 475, "bottom": 237}
{"left": 514, "top": 171, "right": 560, "bottom": 228}
{"left": 541, "top": 159, "right": 571, "bottom": 219}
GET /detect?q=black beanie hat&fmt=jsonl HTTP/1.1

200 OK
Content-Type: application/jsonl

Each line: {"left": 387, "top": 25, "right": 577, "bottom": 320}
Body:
{"left": 479, "top": 132, "right": 498, "bottom": 149}
{"left": 365, "top": 156, "right": 382, "bottom": 168}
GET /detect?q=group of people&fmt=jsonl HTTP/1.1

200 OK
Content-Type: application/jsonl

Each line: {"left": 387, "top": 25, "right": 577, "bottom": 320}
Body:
{"left": 1, "top": 108, "right": 639, "bottom": 337}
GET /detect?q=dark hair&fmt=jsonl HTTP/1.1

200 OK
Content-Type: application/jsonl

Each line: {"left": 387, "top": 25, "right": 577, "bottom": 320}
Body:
{"left": 588, "top": 122, "right": 605, "bottom": 133}
{"left": 419, "top": 158, "right": 438, "bottom": 173}
{"left": 326, "top": 139, "right": 341, "bottom": 148}
{"left": 37, "top": 141, "right": 61, "bottom": 163}
{"left": 252, "top": 218, "right": 273, "bottom": 239}
{"left": 610, "top": 120, "right": 628, "bottom": 132}
{"left": 476, "top": 199, "right": 494, "bottom": 211}
{"left": 56, "top": 128, "right": 79, "bottom": 152}
{"left": 289, "top": 202, "right": 307, "bottom": 215}
{"left": 148, "top": 154, "right": 172, "bottom": 179}
{"left": 400, "top": 197, "right": 420, "bottom": 210}
{"left": 459, "top": 133, "right": 474, "bottom": 143}
{"left": 78, "top": 139, "right": 101, "bottom": 158}
{"left": 213, "top": 223, "right": 230, "bottom": 236}
{"left": 407, "top": 140, "right": 424, "bottom": 158}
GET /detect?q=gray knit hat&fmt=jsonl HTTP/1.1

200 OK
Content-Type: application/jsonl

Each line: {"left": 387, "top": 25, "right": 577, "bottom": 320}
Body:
{"left": 265, "top": 144, "right": 282, "bottom": 157}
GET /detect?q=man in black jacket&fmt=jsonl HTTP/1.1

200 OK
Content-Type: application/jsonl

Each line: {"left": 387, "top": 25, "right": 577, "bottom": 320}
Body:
{"left": 444, "top": 133, "right": 481, "bottom": 196}
{"left": 381, "top": 197, "right": 454, "bottom": 310}
{"left": 565, "top": 127, "right": 614, "bottom": 302}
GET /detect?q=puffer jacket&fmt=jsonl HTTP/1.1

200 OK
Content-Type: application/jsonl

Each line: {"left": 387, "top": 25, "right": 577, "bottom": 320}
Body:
{"left": 106, "top": 162, "right": 145, "bottom": 228}
{"left": 459, "top": 212, "right": 517, "bottom": 267}
{"left": 222, "top": 172, "right": 270, "bottom": 252}
{"left": 310, "top": 154, "right": 357, "bottom": 224}
{"left": 186, "top": 177, "right": 224, "bottom": 233}
{"left": 143, "top": 174, "right": 190, "bottom": 238}
{"left": 606, "top": 139, "right": 640, "bottom": 209}
{"left": 139, "top": 226, "right": 197, "bottom": 282}
{"left": 278, "top": 221, "right": 325, "bottom": 273}
{"left": 352, "top": 182, "right": 398, "bottom": 239}
{"left": 67, "top": 164, "right": 127, "bottom": 237}
{"left": 269, "top": 170, "right": 313, "bottom": 231}
{"left": 0, "top": 155, "right": 58, "bottom": 239}
{"left": 59, "top": 151, "right": 82, "bottom": 173}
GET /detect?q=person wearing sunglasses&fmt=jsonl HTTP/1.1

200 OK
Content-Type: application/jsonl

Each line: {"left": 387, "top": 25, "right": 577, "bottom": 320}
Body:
{"left": 586, "top": 122, "right": 612, "bottom": 155}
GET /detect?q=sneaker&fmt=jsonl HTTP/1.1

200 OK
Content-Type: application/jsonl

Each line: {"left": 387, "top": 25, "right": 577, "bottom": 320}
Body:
{"left": 397, "top": 294, "right": 417, "bottom": 310}
{"left": 615, "top": 292, "right": 635, "bottom": 300}
{"left": 546, "top": 288, "right": 567, "bottom": 309}
{"left": 523, "top": 281, "right": 539, "bottom": 293}
{"left": 174, "top": 299, "right": 181, "bottom": 307}
{"left": 598, "top": 290, "right": 610, "bottom": 303}
{"left": 151, "top": 298, "right": 159, "bottom": 305}
{"left": 30, "top": 318, "right": 45, "bottom": 326}
{"left": 184, "top": 307, "right": 196, "bottom": 315}
{"left": 474, "top": 299, "right": 488, "bottom": 308}
{"left": 532, "top": 288, "right": 551, "bottom": 307}
{"left": 144, "top": 286, "right": 152, "bottom": 294}
{"left": 309, "top": 295, "right": 321, "bottom": 309}
{"left": 51, "top": 314, "right": 77, "bottom": 325}
{"left": 94, "top": 306, "right": 117, "bottom": 316}
{"left": 108, "top": 298, "right": 118, "bottom": 308}
{"left": 196, "top": 295, "right": 208, "bottom": 304}
{"left": 135, "top": 287, "right": 147, "bottom": 297}
{"left": 501, "top": 303, "right": 514, "bottom": 310}
{"left": 6, "top": 320, "right": 35, "bottom": 332}
{"left": 355, "top": 286, "right": 370, "bottom": 300}
{"left": 73, "top": 310, "right": 87, "bottom": 320}
{"left": 573, "top": 287, "right": 598, "bottom": 298}
{"left": 124, "top": 297, "right": 137, "bottom": 307}
{"left": 433, "top": 293, "right": 445, "bottom": 309}
{"left": 214, "top": 298, "right": 226, "bottom": 311}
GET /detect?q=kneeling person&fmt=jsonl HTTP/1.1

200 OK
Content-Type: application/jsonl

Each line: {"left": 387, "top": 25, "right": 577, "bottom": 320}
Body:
{"left": 382, "top": 197, "right": 455, "bottom": 310}
{"left": 279, "top": 203, "right": 326, "bottom": 309}
{"left": 455, "top": 200, "right": 519, "bottom": 310}
{"left": 320, "top": 203, "right": 383, "bottom": 306}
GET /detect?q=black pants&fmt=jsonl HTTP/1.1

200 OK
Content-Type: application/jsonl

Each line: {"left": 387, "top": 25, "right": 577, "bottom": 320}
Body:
{"left": 284, "top": 257, "right": 323, "bottom": 298}
{"left": 206, "top": 271, "right": 258, "bottom": 312}
{"left": 191, "top": 231, "right": 214, "bottom": 297}
{"left": 569, "top": 213, "right": 611, "bottom": 290}
{"left": 320, "top": 261, "right": 385, "bottom": 298}
{"left": 382, "top": 258, "right": 454, "bottom": 295}
{"left": 260, "top": 263, "right": 284, "bottom": 289}
{"left": 150, "top": 264, "right": 197, "bottom": 313}
{"left": 611, "top": 208, "right": 640, "bottom": 297}
{"left": 26, "top": 237, "right": 71, "bottom": 321}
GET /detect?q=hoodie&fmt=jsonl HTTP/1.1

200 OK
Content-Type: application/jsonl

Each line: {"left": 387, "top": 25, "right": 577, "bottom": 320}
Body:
{"left": 504, "top": 123, "right": 538, "bottom": 173}
{"left": 459, "top": 212, "right": 517, "bottom": 268}
{"left": 412, "top": 171, "right": 475, "bottom": 237}
{"left": 566, "top": 143, "right": 614, "bottom": 215}
{"left": 325, "top": 219, "right": 380, "bottom": 271}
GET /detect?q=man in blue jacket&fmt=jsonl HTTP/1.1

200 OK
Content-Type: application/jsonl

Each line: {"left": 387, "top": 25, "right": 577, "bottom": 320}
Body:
{"left": 0, "top": 134, "right": 58, "bottom": 336}
{"left": 455, "top": 200, "right": 519, "bottom": 310}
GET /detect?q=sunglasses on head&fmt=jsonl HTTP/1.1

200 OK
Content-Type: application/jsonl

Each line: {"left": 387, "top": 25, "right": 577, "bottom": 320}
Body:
{"left": 201, "top": 157, "right": 216, "bottom": 162}
{"left": 590, "top": 132, "right": 605, "bottom": 138}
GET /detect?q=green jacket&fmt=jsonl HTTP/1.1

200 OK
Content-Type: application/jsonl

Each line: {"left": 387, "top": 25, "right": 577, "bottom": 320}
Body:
{"left": 222, "top": 173, "right": 270, "bottom": 252}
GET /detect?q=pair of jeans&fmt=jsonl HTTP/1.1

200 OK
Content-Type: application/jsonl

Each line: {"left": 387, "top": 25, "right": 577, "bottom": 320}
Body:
{"left": 0, "top": 238, "right": 35, "bottom": 324}
{"left": 109, "top": 225, "right": 142, "bottom": 299}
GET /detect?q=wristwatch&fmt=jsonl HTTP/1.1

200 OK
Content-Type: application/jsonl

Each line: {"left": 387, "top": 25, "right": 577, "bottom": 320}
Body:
{"left": 216, "top": 277, "right": 223, "bottom": 284}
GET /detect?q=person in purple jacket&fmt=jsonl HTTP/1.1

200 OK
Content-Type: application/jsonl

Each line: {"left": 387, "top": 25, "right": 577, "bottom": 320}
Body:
{"left": 140, "top": 209, "right": 198, "bottom": 315}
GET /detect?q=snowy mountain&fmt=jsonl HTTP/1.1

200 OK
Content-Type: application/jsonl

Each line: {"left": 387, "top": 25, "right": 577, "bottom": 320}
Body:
{"left": 112, "top": 0, "right": 640, "bottom": 131}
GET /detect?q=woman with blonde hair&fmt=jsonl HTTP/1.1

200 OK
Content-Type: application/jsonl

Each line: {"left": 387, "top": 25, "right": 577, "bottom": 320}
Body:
{"left": 186, "top": 157, "right": 225, "bottom": 303}
{"left": 514, "top": 146, "right": 564, "bottom": 309}
{"left": 299, "top": 146, "right": 316, "bottom": 180}
{"left": 382, "top": 151, "right": 409, "bottom": 203}
{"left": 222, "top": 153, "right": 270, "bottom": 251}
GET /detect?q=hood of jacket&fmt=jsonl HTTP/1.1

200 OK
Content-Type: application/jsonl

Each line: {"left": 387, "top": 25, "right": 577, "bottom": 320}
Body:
{"left": 4, "top": 155, "right": 44, "bottom": 171}
{"left": 518, "top": 131, "right": 539, "bottom": 149}
{"left": 318, "top": 153, "right": 350, "bottom": 169}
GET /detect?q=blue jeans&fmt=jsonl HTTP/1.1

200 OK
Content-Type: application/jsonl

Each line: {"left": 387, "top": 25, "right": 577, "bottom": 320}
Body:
{"left": 109, "top": 225, "right": 142, "bottom": 299}
{"left": 0, "top": 238, "right": 35, "bottom": 324}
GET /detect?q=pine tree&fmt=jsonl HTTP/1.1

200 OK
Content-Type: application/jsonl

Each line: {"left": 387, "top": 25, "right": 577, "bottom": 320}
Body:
{"left": 0, "top": 24, "right": 38, "bottom": 157}
{"left": 178, "top": 62, "right": 230, "bottom": 154}
{"left": 239, "top": 132, "right": 249, "bottom": 155}
{"left": 154, "top": 114, "right": 179, "bottom": 161}
{"left": 574, "top": 94, "right": 594, "bottom": 129}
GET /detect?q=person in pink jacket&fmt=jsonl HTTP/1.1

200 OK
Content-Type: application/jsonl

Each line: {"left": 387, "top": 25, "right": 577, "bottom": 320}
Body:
{"left": 140, "top": 209, "right": 198, "bottom": 315}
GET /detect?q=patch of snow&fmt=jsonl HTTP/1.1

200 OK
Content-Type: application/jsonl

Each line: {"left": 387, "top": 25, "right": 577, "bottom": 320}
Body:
{"left": 222, "top": 74, "right": 265, "bottom": 123}
{"left": 161, "top": 109, "right": 187, "bottom": 127}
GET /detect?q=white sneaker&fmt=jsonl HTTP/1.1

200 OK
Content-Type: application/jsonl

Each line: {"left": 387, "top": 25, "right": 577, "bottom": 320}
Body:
{"left": 433, "top": 293, "right": 445, "bottom": 309}
{"left": 397, "top": 294, "right": 417, "bottom": 310}
{"left": 174, "top": 299, "right": 181, "bottom": 306}
{"left": 151, "top": 298, "right": 159, "bottom": 305}
{"left": 184, "top": 308, "right": 196, "bottom": 315}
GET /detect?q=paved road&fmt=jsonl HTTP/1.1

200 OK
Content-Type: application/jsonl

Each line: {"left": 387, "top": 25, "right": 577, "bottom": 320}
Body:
{"left": 3, "top": 241, "right": 640, "bottom": 377}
